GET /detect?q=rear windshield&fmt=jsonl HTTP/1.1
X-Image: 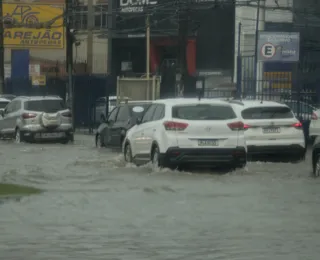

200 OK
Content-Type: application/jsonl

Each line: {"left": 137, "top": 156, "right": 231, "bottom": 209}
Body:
{"left": 25, "top": 100, "right": 66, "bottom": 113}
{"left": 129, "top": 104, "right": 151, "bottom": 117}
{"left": 172, "top": 104, "right": 237, "bottom": 120}
{"left": 241, "top": 106, "right": 294, "bottom": 119}
{"left": 0, "top": 101, "right": 9, "bottom": 109}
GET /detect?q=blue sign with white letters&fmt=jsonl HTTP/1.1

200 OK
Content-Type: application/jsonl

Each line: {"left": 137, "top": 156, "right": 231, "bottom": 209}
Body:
{"left": 257, "top": 32, "right": 300, "bottom": 62}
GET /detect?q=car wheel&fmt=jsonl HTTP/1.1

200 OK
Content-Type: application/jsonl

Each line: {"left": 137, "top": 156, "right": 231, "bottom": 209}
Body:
{"left": 151, "top": 146, "right": 163, "bottom": 169}
{"left": 124, "top": 143, "right": 133, "bottom": 163}
{"left": 15, "top": 128, "right": 22, "bottom": 143}
{"left": 96, "top": 134, "right": 103, "bottom": 148}
{"left": 313, "top": 154, "right": 320, "bottom": 177}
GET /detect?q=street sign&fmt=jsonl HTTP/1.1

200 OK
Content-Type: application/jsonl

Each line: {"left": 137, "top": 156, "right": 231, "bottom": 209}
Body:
{"left": 257, "top": 32, "right": 300, "bottom": 62}
{"left": 261, "top": 43, "right": 276, "bottom": 59}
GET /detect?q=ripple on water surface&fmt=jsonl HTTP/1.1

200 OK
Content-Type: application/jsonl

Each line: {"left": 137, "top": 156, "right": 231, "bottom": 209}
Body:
{"left": 0, "top": 138, "right": 319, "bottom": 259}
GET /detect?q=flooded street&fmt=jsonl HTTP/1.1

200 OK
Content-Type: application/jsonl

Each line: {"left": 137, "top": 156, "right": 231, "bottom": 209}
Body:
{"left": 1, "top": 134, "right": 320, "bottom": 259}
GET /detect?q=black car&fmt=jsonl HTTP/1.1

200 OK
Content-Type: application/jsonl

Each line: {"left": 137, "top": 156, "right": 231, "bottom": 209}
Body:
{"left": 95, "top": 101, "right": 152, "bottom": 148}
{"left": 312, "top": 136, "right": 320, "bottom": 177}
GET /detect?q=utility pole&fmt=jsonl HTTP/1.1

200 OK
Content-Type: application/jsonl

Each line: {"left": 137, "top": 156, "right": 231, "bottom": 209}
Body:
{"left": 87, "top": 0, "right": 94, "bottom": 74}
{"left": 253, "top": 0, "right": 265, "bottom": 98}
{"left": 0, "top": 0, "right": 5, "bottom": 94}
{"left": 146, "top": 14, "right": 150, "bottom": 100}
{"left": 178, "top": 5, "right": 189, "bottom": 97}
{"left": 66, "top": 0, "right": 75, "bottom": 129}
{"left": 106, "top": 0, "right": 113, "bottom": 116}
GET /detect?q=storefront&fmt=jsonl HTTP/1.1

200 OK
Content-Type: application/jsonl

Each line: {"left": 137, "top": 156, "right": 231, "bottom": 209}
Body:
{"left": 111, "top": 0, "right": 235, "bottom": 94}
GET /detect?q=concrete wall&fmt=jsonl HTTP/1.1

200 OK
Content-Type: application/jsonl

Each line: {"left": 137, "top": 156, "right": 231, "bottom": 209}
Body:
{"left": 233, "top": 0, "right": 293, "bottom": 82}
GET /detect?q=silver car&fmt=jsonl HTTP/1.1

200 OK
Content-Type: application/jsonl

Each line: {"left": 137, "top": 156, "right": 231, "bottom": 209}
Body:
{"left": 0, "top": 97, "right": 10, "bottom": 118}
{"left": 0, "top": 96, "right": 73, "bottom": 143}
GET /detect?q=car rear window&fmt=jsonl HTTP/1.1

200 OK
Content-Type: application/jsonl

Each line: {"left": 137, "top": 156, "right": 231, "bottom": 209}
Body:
{"left": 25, "top": 100, "right": 66, "bottom": 113}
{"left": 0, "top": 101, "right": 9, "bottom": 109}
{"left": 241, "top": 106, "right": 294, "bottom": 119}
{"left": 172, "top": 104, "right": 237, "bottom": 120}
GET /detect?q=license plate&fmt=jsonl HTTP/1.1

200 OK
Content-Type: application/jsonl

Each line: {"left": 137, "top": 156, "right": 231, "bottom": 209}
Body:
{"left": 198, "top": 139, "right": 218, "bottom": 146}
{"left": 263, "top": 127, "right": 281, "bottom": 134}
{"left": 40, "top": 133, "right": 65, "bottom": 138}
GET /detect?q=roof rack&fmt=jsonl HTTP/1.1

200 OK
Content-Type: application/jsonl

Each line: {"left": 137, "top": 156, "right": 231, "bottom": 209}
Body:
{"left": 229, "top": 100, "right": 244, "bottom": 106}
{"left": 45, "top": 95, "right": 60, "bottom": 98}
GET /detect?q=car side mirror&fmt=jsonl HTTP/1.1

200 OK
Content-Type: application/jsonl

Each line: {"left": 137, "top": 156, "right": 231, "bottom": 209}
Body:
{"left": 0, "top": 110, "right": 4, "bottom": 117}
{"left": 136, "top": 117, "right": 142, "bottom": 125}
{"left": 107, "top": 119, "right": 114, "bottom": 125}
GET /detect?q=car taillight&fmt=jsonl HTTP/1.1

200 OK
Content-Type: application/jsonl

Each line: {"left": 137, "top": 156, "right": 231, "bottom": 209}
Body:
{"left": 61, "top": 111, "right": 72, "bottom": 117}
{"left": 22, "top": 113, "right": 36, "bottom": 119}
{"left": 227, "top": 121, "right": 244, "bottom": 131}
{"left": 163, "top": 121, "right": 188, "bottom": 131}
{"left": 312, "top": 112, "right": 318, "bottom": 120}
{"left": 292, "top": 122, "right": 303, "bottom": 129}
{"left": 243, "top": 124, "right": 251, "bottom": 130}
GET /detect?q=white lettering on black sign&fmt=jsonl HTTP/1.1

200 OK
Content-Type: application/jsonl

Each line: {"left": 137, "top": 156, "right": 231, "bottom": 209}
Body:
{"left": 120, "top": 0, "right": 158, "bottom": 12}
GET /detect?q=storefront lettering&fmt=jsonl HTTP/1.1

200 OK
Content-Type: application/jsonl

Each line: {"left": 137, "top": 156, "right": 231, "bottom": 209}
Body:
{"left": 120, "top": 0, "right": 157, "bottom": 7}
{"left": 4, "top": 31, "right": 62, "bottom": 40}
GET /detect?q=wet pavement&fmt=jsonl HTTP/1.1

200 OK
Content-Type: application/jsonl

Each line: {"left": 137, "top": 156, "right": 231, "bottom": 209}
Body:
{"left": 0, "top": 134, "right": 320, "bottom": 260}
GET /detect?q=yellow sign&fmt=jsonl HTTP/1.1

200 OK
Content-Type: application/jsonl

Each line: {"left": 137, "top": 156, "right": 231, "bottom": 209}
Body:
{"left": 32, "top": 75, "right": 46, "bottom": 86}
{"left": 3, "top": 4, "right": 64, "bottom": 49}
{"left": 263, "top": 72, "right": 292, "bottom": 89}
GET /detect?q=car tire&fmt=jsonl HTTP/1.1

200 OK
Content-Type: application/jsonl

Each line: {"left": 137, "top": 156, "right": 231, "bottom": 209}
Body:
{"left": 151, "top": 146, "right": 164, "bottom": 169}
{"left": 15, "top": 128, "right": 23, "bottom": 143}
{"left": 313, "top": 154, "right": 320, "bottom": 177}
{"left": 124, "top": 143, "right": 133, "bottom": 163}
{"left": 95, "top": 134, "right": 104, "bottom": 148}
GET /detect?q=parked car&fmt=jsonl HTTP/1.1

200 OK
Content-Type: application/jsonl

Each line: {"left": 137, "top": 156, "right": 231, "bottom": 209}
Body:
{"left": 309, "top": 108, "right": 320, "bottom": 139}
{"left": 284, "top": 100, "right": 318, "bottom": 140}
{"left": 94, "top": 96, "right": 131, "bottom": 124}
{"left": 0, "top": 97, "right": 10, "bottom": 118}
{"left": 0, "top": 94, "right": 16, "bottom": 101}
{"left": 312, "top": 136, "right": 320, "bottom": 177}
{"left": 95, "top": 101, "right": 152, "bottom": 148}
{"left": 230, "top": 100, "right": 305, "bottom": 162}
{"left": 123, "top": 98, "right": 247, "bottom": 170}
{"left": 0, "top": 96, "right": 73, "bottom": 143}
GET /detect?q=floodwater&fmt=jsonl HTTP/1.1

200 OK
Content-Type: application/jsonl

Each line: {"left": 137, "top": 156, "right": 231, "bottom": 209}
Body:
{"left": 0, "top": 134, "right": 319, "bottom": 260}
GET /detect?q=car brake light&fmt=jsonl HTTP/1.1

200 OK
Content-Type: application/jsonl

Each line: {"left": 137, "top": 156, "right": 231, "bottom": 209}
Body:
{"left": 312, "top": 112, "right": 318, "bottom": 120}
{"left": 163, "top": 121, "right": 188, "bottom": 131}
{"left": 243, "top": 124, "right": 251, "bottom": 130}
{"left": 227, "top": 121, "right": 244, "bottom": 131}
{"left": 22, "top": 113, "right": 36, "bottom": 119}
{"left": 61, "top": 111, "right": 72, "bottom": 117}
{"left": 292, "top": 122, "right": 303, "bottom": 129}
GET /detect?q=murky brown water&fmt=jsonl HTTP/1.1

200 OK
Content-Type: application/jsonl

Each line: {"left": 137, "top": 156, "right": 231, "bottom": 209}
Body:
{"left": 0, "top": 135, "right": 319, "bottom": 259}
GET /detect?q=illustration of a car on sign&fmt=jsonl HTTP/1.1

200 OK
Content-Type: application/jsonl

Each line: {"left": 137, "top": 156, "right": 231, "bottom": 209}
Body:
{"left": 3, "top": 5, "right": 40, "bottom": 26}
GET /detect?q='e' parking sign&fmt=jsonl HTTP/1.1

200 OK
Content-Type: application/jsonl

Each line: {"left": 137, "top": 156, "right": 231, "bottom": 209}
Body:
{"left": 257, "top": 32, "right": 300, "bottom": 62}
{"left": 261, "top": 43, "right": 276, "bottom": 59}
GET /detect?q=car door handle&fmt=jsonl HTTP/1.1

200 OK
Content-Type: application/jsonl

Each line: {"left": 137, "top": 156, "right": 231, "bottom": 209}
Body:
{"left": 153, "top": 129, "right": 156, "bottom": 131}
{"left": 141, "top": 132, "right": 144, "bottom": 136}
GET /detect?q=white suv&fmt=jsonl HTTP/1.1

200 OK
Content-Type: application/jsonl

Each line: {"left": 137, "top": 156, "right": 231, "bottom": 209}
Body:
{"left": 123, "top": 98, "right": 247, "bottom": 170}
{"left": 230, "top": 100, "right": 305, "bottom": 161}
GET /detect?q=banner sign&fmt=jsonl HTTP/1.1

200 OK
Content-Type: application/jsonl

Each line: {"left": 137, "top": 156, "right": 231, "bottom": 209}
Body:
{"left": 257, "top": 32, "right": 300, "bottom": 62}
{"left": 2, "top": 4, "right": 64, "bottom": 49}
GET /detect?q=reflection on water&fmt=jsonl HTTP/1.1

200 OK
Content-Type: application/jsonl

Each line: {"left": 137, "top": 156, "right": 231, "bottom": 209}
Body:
{"left": 0, "top": 136, "right": 319, "bottom": 259}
